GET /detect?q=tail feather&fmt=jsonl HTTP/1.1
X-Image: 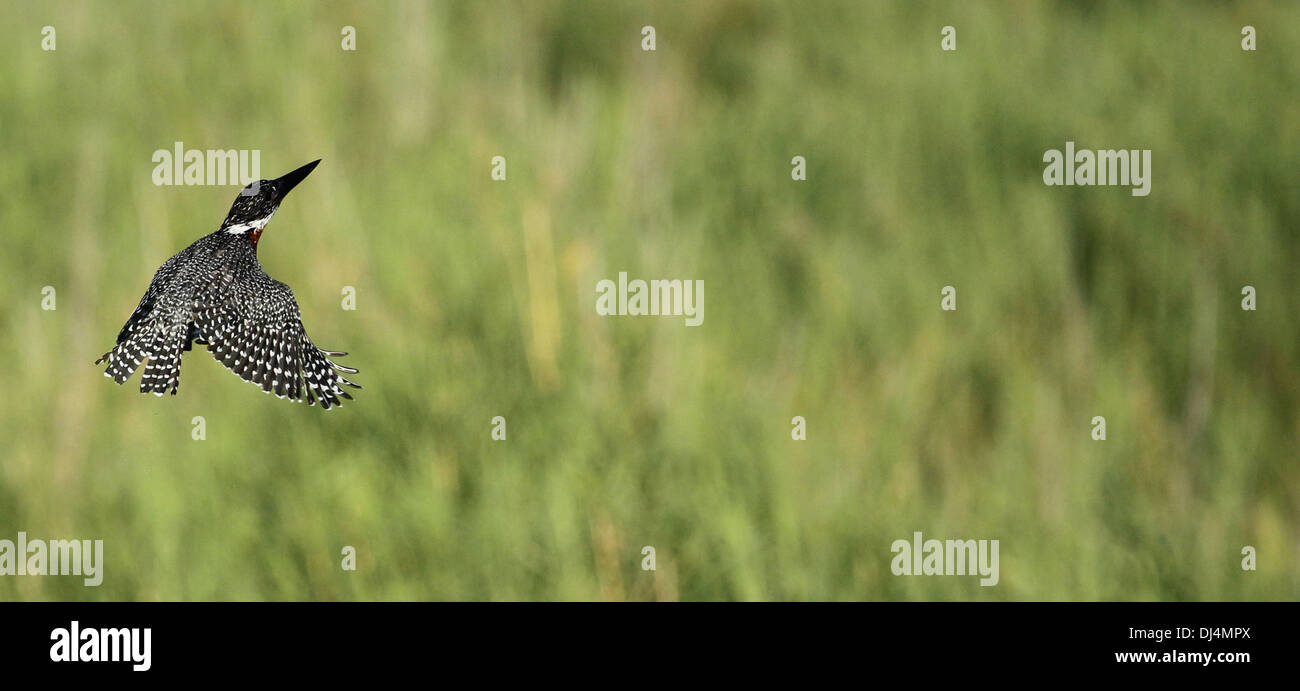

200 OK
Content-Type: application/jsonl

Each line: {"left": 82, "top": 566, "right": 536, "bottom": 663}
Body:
{"left": 138, "top": 326, "right": 186, "bottom": 396}
{"left": 96, "top": 321, "right": 186, "bottom": 395}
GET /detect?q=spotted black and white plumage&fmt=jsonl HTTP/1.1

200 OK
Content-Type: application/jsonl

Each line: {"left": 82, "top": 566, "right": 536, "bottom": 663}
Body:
{"left": 96, "top": 160, "right": 361, "bottom": 409}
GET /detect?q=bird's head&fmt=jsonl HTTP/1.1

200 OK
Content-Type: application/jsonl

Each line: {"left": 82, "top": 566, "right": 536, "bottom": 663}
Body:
{"left": 220, "top": 159, "right": 320, "bottom": 245}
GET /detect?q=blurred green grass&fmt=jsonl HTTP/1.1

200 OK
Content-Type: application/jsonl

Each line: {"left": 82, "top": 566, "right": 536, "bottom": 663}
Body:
{"left": 0, "top": 0, "right": 1296, "bottom": 600}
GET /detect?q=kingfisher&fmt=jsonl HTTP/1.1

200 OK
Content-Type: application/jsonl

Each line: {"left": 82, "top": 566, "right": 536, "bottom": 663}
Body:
{"left": 96, "top": 160, "right": 361, "bottom": 409}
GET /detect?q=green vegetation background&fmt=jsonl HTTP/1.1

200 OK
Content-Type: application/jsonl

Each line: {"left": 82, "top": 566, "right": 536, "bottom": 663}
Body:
{"left": 0, "top": 0, "right": 1296, "bottom": 600}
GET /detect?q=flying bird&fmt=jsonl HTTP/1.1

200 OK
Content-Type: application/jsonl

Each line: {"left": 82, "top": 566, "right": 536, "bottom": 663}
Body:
{"left": 96, "top": 160, "right": 361, "bottom": 409}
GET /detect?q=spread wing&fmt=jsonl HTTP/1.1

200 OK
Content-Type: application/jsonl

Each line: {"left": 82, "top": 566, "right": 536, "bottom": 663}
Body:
{"left": 194, "top": 272, "right": 361, "bottom": 409}
{"left": 95, "top": 246, "right": 198, "bottom": 395}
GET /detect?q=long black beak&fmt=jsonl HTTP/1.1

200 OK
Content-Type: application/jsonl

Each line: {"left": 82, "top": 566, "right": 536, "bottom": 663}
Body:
{"left": 271, "top": 159, "right": 320, "bottom": 202}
